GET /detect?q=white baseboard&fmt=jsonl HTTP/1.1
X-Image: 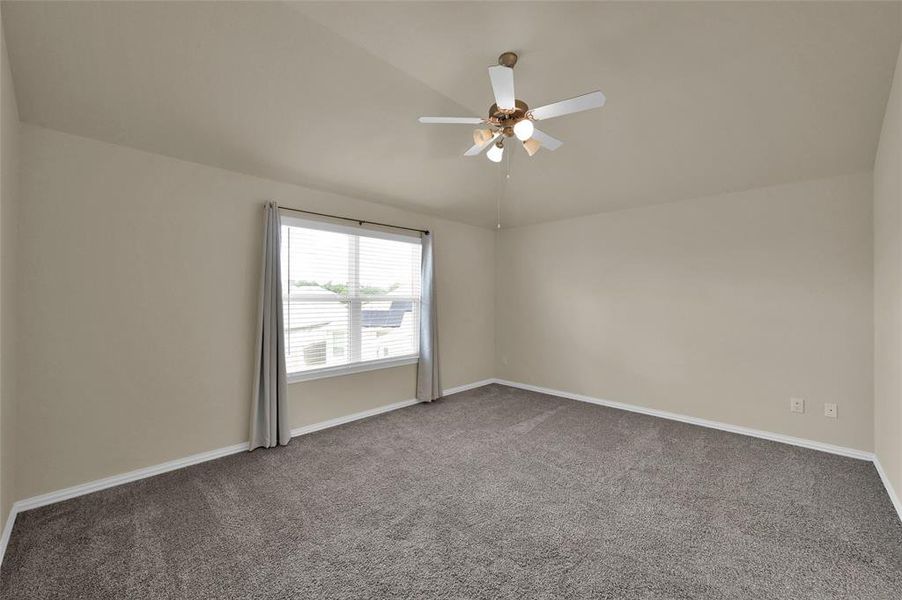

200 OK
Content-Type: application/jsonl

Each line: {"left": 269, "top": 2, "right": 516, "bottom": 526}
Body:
{"left": 0, "top": 508, "right": 15, "bottom": 569}
{"left": 15, "top": 442, "right": 252, "bottom": 515}
{"left": 0, "top": 381, "right": 488, "bottom": 568}
{"left": 493, "top": 379, "right": 874, "bottom": 461}
{"left": 287, "top": 378, "right": 496, "bottom": 438}
{"left": 3, "top": 377, "right": 897, "bottom": 569}
{"left": 495, "top": 378, "right": 902, "bottom": 524}
{"left": 873, "top": 456, "right": 902, "bottom": 524}
{"left": 289, "top": 397, "right": 420, "bottom": 438}
{"left": 0, "top": 439, "right": 250, "bottom": 570}
{"left": 442, "top": 378, "right": 496, "bottom": 396}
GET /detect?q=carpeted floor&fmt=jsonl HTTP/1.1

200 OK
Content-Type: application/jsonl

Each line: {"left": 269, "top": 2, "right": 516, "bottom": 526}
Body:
{"left": 2, "top": 384, "right": 901, "bottom": 599}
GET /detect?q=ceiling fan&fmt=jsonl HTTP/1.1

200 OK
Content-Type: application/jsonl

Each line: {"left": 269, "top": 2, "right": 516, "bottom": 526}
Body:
{"left": 418, "top": 52, "right": 605, "bottom": 163}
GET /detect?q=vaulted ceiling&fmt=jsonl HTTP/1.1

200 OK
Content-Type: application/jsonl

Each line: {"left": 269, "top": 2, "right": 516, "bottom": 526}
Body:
{"left": 3, "top": 1, "right": 900, "bottom": 227}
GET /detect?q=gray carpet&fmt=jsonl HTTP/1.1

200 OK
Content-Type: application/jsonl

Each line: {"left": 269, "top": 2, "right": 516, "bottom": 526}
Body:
{"left": 2, "top": 384, "right": 901, "bottom": 599}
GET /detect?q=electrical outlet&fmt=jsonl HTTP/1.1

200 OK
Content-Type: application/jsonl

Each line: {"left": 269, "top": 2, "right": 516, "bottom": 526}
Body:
{"left": 790, "top": 398, "right": 805, "bottom": 413}
{"left": 824, "top": 403, "right": 837, "bottom": 419}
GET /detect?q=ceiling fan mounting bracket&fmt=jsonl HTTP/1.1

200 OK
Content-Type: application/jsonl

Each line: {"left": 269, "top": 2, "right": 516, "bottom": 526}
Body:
{"left": 498, "top": 52, "right": 518, "bottom": 68}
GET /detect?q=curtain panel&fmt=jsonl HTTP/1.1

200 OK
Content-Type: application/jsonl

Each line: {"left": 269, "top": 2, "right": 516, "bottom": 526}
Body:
{"left": 249, "top": 201, "right": 291, "bottom": 449}
{"left": 416, "top": 232, "right": 440, "bottom": 402}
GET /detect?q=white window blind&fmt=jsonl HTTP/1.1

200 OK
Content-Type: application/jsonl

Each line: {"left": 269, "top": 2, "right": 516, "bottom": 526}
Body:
{"left": 279, "top": 215, "right": 422, "bottom": 381}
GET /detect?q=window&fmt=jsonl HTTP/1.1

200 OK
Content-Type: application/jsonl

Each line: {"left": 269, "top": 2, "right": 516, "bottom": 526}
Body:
{"left": 280, "top": 215, "right": 422, "bottom": 381}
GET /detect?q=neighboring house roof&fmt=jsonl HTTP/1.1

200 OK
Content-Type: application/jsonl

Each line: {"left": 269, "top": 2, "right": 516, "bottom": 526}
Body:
{"left": 362, "top": 300, "right": 413, "bottom": 328}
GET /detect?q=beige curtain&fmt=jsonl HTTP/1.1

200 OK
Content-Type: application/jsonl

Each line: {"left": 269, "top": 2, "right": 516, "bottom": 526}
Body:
{"left": 416, "top": 232, "right": 440, "bottom": 401}
{"left": 249, "top": 202, "right": 291, "bottom": 449}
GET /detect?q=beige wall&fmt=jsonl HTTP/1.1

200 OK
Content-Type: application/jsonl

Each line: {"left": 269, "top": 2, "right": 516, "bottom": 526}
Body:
{"left": 1, "top": 12, "right": 19, "bottom": 524}
{"left": 874, "top": 42, "right": 902, "bottom": 500}
{"left": 7, "top": 128, "right": 886, "bottom": 501}
{"left": 4, "top": 79, "right": 890, "bottom": 504}
{"left": 496, "top": 173, "right": 874, "bottom": 451}
{"left": 15, "top": 125, "right": 494, "bottom": 500}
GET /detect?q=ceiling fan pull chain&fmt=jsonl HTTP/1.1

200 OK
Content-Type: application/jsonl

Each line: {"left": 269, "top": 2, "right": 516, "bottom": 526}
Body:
{"left": 498, "top": 149, "right": 510, "bottom": 229}
{"left": 506, "top": 145, "right": 511, "bottom": 180}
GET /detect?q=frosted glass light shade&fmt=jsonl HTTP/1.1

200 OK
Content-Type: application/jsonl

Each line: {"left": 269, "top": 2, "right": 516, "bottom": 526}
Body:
{"left": 473, "top": 129, "right": 494, "bottom": 146}
{"left": 523, "top": 138, "right": 541, "bottom": 157}
{"left": 513, "top": 119, "right": 534, "bottom": 141}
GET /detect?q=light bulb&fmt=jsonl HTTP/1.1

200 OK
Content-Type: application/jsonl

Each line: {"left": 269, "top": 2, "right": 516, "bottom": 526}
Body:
{"left": 486, "top": 143, "right": 504, "bottom": 163}
{"left": 513, "top": 119, "right": 534, "bottom": 141}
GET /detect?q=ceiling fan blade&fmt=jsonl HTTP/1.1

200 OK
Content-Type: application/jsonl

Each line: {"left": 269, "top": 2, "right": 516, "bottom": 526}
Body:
{"left": 530, "top": 91, "right": 606, "bottom": 121}
{"left": 418, "top": 116, "right": 484, "bottom": 124}
{"left": 532, "top": 129, "right": 563, "bottom": 151}
{"left": 488, "top": 65, "right": 515, "bottom": 110}
{"left": 523, "top": 138, "right": 541, "bottom": 157}
{"left": 464, "top": 132, "right": 500, "bottom": 157}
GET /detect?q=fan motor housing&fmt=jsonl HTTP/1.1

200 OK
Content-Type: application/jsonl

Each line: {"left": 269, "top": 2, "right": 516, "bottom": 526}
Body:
{"left": 488, "top": 99, "right": 529, "bottom": 135}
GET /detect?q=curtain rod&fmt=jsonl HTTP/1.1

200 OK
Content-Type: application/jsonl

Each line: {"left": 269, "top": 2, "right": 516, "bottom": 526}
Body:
{"left": 279, "top": 206, "right": 429, "bottom": 235}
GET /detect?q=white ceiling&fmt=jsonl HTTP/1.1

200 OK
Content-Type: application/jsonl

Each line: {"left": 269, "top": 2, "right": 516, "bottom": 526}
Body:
{"left": 3, "top": 1, "right": 900, "bottom": 227}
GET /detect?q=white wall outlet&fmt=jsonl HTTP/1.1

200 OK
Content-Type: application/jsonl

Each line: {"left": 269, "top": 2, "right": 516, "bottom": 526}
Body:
{"left": 824, "top": 403, "right": 837, "bottom": 419}
{"left": 790, "top": 397, "right": 805, "bottom": 413}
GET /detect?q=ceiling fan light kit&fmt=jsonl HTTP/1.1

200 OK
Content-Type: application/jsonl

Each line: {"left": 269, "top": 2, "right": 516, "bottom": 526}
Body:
{"left": 486, "top": 141, "right": 504, "bottom": 163}
{"left": 473, "top": 128, "right": 495, "bottom": 146}
{"left": 418, "top": 52, "right": 606, "bottom": 162}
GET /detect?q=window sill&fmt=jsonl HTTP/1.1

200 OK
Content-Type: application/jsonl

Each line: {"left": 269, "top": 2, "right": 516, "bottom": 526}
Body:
{"left": 287, "top": 355, "right": 419, "bottom": 383}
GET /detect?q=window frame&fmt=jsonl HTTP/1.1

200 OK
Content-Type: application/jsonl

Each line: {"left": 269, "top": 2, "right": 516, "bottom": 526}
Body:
{"left": 279, "top": 213, "right": 422, "bottom": 383}
{"left": 287, "top": 355, "right": 420, "bottom": 383}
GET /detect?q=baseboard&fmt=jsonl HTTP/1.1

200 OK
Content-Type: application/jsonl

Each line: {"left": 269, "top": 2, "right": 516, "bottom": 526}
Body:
{"left": 494, "top": 378, "right": 902, "bottom": 523}
{"left": 3, "top": 376, "right": 892, "bottom": 569}
{"left": 289, "top": 397, "right": 421, "bottom": 438}
{"left": 0, "top": 508, "right": 15, "bottom": 569}
{"left": 0, "top": 438, "right": 250, "bottom": 570}
{"left": 0, "top": 380, "right": 493, "bottom": 568}
{"left": 287, "top": 378, "right": 496, "bottom": 437}
{"left": 442, "top": 378, "right": 496, "bottom": 396}
{"left": 14, "top": 441, "right": 252, "bottom": 515}
{"left": 873, "top": 456, "right": 902, "bottom": 524}
{"left": 493, "top": 379, "right": 874, "bottom": 461}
